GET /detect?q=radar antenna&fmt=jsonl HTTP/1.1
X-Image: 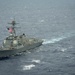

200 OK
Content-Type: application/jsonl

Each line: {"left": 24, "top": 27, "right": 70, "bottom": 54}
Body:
{"left": 8, "top": 18, "right": 18, "bottom": 26}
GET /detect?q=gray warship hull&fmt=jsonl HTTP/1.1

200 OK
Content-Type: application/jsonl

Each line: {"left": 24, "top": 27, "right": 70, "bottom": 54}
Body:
{"left": 0, "top": 20, "right": 43, "bottom": 58}
{"left": 0, "top": 40, "right": 43, "bottom": 58}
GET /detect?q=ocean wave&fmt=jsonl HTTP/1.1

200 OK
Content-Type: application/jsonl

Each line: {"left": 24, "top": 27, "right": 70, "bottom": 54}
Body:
{"left": 31, "top": 59, "right": 40, "bottom": 63}
{"left": 22, "top": 64, "right": 35, "bottom": 70}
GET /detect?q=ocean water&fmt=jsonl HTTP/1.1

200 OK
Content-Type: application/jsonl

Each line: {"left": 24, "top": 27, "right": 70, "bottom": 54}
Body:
{"left": 0, "top": 0, "right": 75, "bottom": 75}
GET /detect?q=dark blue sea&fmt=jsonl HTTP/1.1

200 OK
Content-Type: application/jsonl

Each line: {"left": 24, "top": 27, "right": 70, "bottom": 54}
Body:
{"left": 0, "top": 0, "right": 75, "bottom": 75}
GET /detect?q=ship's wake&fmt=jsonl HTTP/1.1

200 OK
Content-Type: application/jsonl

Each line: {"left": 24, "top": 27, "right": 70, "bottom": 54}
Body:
{"left": 42, "top": 30, "right": 75, "bottom": 45}
{"left": 42, "top": 37, "right": 66, "bottom": 45}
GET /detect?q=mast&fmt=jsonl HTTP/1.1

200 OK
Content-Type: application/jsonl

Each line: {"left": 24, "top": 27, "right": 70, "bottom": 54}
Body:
{"left": 7, "top": 20, "right": 18, "bottom": 36}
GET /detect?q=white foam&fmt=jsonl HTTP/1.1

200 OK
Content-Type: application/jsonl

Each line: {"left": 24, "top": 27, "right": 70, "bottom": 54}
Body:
{"left": 42, "top": 37, "right": 65, "bottom": 45}
{"left": 32, "top": 59, "right": 40, "bottom": 63}
{"left": 40, "top": 20, "right": 44, "bottom": 23}
{"left": 23, "top": 64, "right": 35, "bottom": 70}
{"left": 61, "top": 48, "right": 67, "bottom": 52}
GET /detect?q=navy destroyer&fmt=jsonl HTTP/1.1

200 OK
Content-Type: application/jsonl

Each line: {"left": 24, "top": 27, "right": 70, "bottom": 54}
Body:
{"left": 0, "top": 20, "right": 43, "bottom": 58}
